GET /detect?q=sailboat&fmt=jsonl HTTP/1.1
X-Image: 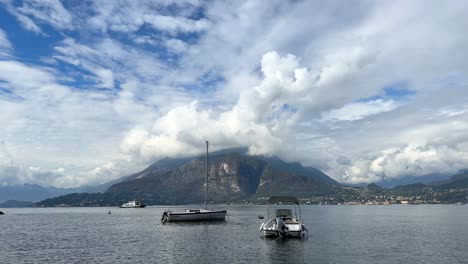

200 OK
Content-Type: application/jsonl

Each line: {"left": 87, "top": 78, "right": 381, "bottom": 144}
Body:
{"left": 161, "top": 141, "right": 227, "bottom": 223}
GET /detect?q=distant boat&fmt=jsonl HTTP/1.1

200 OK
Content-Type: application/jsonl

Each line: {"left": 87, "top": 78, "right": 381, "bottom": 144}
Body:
{"left": 120, "top": 200, "right": 146, "bottom": 208}
{"left": 259, "top": 196, "right": 308, "bottom": 238}
{"left": 108, "top": 210, "right": 111, "bottom": 214}
{"left": 161, "top": 141, "right": 227, "bottom": 223}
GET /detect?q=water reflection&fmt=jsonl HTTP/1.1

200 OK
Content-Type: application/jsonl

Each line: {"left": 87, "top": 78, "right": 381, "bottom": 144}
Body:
{"left": 259, "top": 238, "right": 307, "bottom": 264}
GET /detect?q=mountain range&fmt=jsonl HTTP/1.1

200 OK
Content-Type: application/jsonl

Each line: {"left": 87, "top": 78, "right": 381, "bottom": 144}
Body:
{"left": 374, "top": 173, "right": 453, "bottom": 188}
{"left": 0, "top": 180, "right": 119, "bottom": 203}
{"left": 3, "top": 150, "right": 468, "bottom": 207}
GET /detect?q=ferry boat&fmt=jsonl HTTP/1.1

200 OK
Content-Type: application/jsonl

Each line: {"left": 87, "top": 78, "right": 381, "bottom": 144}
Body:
{"left": 120, "top": 200, "right": 146, "bottom": 208}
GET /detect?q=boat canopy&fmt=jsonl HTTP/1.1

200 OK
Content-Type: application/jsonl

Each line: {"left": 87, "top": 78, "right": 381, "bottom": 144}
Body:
{"left": 267, "top": 196, "right": 299, "bottom": 205}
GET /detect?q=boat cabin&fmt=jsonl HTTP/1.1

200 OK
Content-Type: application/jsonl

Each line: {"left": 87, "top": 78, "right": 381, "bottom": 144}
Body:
{"left": 275, "top": 208, "right": 292, "bottom": 218}
{"left": 275, "top": 208, "right": 299, "bottom": 223}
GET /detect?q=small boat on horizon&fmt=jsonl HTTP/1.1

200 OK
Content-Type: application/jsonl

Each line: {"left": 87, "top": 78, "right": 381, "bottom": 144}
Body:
{"left": 120, "top": 200, "right": 146, "bottom": 208}
{"left": 259, "top": 196, "right": 308, "bottom": 238}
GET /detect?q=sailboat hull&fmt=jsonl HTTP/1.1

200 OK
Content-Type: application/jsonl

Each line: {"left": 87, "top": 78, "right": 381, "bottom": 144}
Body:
{"left": 162, "top": 210, "right": 227, "bottom": 222}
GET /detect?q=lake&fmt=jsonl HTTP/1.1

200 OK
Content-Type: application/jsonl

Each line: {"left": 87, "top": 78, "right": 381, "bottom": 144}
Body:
{"left": 1, "top": 205, "right": 467, "bottom": 263}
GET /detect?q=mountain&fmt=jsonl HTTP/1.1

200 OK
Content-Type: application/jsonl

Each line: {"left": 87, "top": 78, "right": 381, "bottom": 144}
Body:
{"left": 105, "top": 153, "right": 270, "bottom": 204}
{"left": 36, "top": 152, "right": 339, "bottom": 206}
{"left": 431, "top": 169, "right": 468, "bottom": 190}
{"left": 390, "top": 183, "right": 430, "bottom": 196}
{"left": 258, "top": 156, "right": 338, "bottom": 185}
{"left": 365, "top": 183, "right": 383, "bottom": 193}
{"left": 0, "top": 200, "right": 34, "bottom": 208}
{"left": 0, "top": 181, "right": 120, "bottom": 203}
{"left": 0, "top": 184, "right": 68, "bottom": 203}
{"left": 376, "top": 173, "right": 452, "bottom": 188}
{"left": 383, "top": 171, "right": 468, "bottom": 203}
{"left": 254, "top": 164, "right": 340, "bottom": 198}
{"left": 119, "top": 156, "right": 193, "bottom": 183}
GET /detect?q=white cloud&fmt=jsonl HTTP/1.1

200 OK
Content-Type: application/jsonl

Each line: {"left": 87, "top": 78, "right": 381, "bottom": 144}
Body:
{"left": 16, "top": 0, "right": 73, "bottom": 30}
{"left": 133, "top": 35, "right": 157, "bottom": 45}
{"left": 85, "top": 1, "right": 209, "bottom": 34}
{"left": 53, "top": 37, "right": 168, "bottom": 85}
{"left": 0, "top": 60, "right": 69, "bottom": 99}
{"left": 1, "top": 0, "right": 72, "bottom": 33}
{"left": 0, "top": 141, "right": 68, "bottom": 186}
{"left": 342, "top": 141, "right": 468, "bottom": 184}
{"left": 143, "top": 14, "right": 211, "bottom": 34}
{"left": 165, "top": 38, "right": 189, "bottom": 54}
{"left": 119, "top": 51, "right": 333, "bottom": 162}
{"left": 95, "top": 68, "right": 114, "bottom": 89}
{"left": 0, "top": 27, "right": 12, "bottom": 57}
{"left": 323, "top": 99, "right": 398, "bottom": 122}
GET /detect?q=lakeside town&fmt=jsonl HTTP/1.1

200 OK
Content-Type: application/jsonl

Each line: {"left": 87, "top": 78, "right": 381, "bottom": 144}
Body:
{"left": 249, "top": 185, "right": 468, "bottom": 205}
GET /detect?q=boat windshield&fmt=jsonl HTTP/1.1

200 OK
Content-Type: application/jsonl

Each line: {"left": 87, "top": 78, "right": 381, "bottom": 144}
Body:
{"left": 275, "top": 209, "right": 292, "bottom": 218}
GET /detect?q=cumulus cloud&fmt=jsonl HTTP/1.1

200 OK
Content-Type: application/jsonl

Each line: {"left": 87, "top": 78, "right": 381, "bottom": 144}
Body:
{"left": 0, "top": 141, "right": 67, "bottom": 186}
{"left": 119, "top": 52, "right": 314, "bottom": 161}
{"left": 342, "top": 141, "right": 468, "bottom": 184}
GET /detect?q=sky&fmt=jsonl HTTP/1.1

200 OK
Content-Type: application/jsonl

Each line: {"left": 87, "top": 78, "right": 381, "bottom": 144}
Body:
{"left": 1, "top": 0, "right": 468, "bottom": 188}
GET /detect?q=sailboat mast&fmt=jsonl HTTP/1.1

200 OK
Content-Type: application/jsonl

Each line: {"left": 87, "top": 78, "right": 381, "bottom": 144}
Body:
{"left": 205, "top": 141, "right": 209, "bottom": 210}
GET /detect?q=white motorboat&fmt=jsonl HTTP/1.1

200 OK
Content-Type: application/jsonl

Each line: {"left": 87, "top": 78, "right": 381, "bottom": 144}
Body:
{"left": 259, "top": 196, "right": 308, "bottom": 238}
{"left": 120, "top": 200, "right": 146, "bottom": 208}
{"left": 161, "top": 141, "right": 227, "bottom": 223}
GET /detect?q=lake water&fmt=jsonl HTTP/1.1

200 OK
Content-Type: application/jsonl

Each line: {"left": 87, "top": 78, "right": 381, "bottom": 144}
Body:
{"left": 1, "top": 205, "right": 467, "bottom": 264}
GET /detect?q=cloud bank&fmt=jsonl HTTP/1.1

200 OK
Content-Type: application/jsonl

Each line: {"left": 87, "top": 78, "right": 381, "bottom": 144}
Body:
{"left": 1, "top": 0, "right": 468, "bottom": 187}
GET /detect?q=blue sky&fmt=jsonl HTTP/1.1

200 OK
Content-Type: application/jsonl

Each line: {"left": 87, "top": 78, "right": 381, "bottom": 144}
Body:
{"left": 1, "top": 0, "right": 468, "bottom": 187}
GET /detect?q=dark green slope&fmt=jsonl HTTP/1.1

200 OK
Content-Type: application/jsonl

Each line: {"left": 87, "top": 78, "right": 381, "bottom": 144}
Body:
{"left": 258, "top": 156, "right": 338, "bottom": 184}
{"left": 432, "top": 170, "right": 468, "bottom": 190}
{"left": 105, "top": 153, "right": 268, "bottom": 204}
{"left": 390, "top": 183, "right": 429, "bottom": 196}
{"left": 254, "top": 165, "right": 338, "bottom": 198}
